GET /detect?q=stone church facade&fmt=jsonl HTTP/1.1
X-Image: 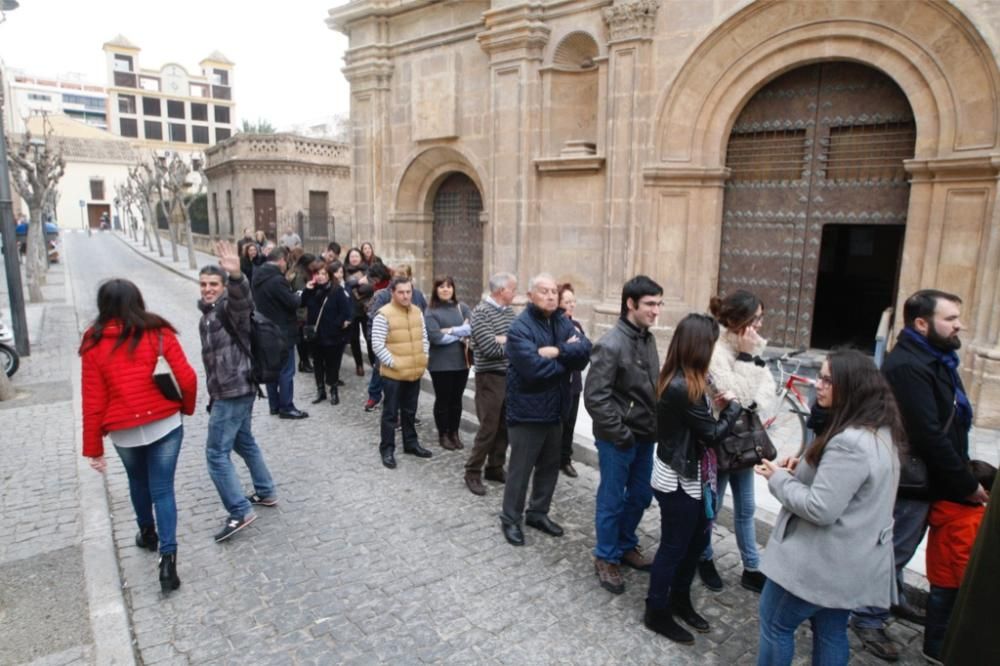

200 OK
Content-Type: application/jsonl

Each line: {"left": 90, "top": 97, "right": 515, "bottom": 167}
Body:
{"left": 328, "top": 0, "right": 1000, "bottom": 426}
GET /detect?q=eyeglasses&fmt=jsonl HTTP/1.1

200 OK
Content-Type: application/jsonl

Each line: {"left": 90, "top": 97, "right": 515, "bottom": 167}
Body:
{"left": 816, "top": 374, "right": 834, "bottom": 387}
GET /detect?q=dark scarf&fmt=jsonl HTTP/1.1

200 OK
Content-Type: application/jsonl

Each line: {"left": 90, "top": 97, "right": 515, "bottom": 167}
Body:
{"left": 901, "top": 326, "right": 973, "bottom": 430}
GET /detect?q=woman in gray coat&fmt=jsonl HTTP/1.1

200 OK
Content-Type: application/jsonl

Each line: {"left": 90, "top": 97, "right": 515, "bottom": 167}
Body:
{"left": 425, "top": 276, "right": 472, "bottom": 451}
{"left": 754, "top": 350, "right": 903, "bottom": 665}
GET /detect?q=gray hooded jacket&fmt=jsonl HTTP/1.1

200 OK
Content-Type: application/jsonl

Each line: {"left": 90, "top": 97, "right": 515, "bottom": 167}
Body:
{"left": 198, "top": 274, "right": 255, "bottom": 400}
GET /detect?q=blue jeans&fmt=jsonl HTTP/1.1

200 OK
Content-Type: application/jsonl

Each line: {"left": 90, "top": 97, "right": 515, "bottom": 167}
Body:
{"left": 758, "top": 579, "right": 850, "bottom": 665}
{"left": 368, "top": 359, "right": 383, "bottom": 401}
{"left": 265, "top": 345, "right": 296, "bottom": 413}
{"left": 114, "top": 425, "right": 183, "bottom": 554}
{"left": 923, "top": 585, "right": 957, "bottom": 660}
{"left": 851, "top": 497, "right": 929, "bottom": 628}
{"left": 702, "top": 467, "right": 761, "bottom": 570}
{"left": 206, "top": 395, "right": 276, "bottom": 519}
{"left": 647, "top": 487, "right": 710, "bottom": 610}
{"left": 593, "top": 440, "right": 653, "bottom": 563}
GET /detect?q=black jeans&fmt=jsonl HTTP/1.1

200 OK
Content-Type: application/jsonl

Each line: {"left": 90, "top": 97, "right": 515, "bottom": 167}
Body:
{"left": 560, "top": 391, "right": 581, "bottom": 465}
{"left": 380, "top": 377, "right": 420, "bottom": 453}
{"left": 924, "top": 585, "right": 958, "bottom": 660}
{"left": 347, "top": 315, "right": 364, "bottom": 370}
{"left": 647, "top": 487, "right": 710, "bottom": 610}
{"left": 430, "top": 369, "right": 469, "bottom": 434}
{"left": 312, "top": 340, "right": 346, "bottom": 392}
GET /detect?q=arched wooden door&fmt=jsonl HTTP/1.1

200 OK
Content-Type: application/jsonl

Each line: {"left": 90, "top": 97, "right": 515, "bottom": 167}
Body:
{"left": 432, "top": 173, "right": 484, "bottom": 302}
{"left": 718, "top": 62, "right": 915, "bottom": 350}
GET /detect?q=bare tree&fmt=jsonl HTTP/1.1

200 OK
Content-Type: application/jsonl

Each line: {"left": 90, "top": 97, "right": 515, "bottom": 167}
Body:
{"left": 127, "top": 162, "right": 165, "bottom": 257}
{"left": 6, "top": 116, "right": 66, "bottom": 302}
{"left": 162, "top": 153, "right": 204, "bottom": 270}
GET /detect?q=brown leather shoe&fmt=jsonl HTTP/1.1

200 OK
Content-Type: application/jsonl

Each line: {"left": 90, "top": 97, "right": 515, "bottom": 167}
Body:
{"left": 484, "top": 467, "right": 506, "bottom": 484}
{"left": 622, "top": 546, "right": 653, "bottom": 572}
{"left": 465, "top": 474, "right": 487, "bottom": 496}
{"left": 439, "top": 433, "right": 458, "bottom": 451}
{"left": 449, "top": 431, "right": 465, "bottom": 450}
{"left": 594, "top": 558, "right": 625, "bottom": 594}
{"left": 560, "top": 462, "right": 578, "bottom": 478}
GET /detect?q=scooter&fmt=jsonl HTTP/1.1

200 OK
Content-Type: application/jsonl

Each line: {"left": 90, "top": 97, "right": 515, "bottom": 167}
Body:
{"left": 0, "top": 317, "right": 19, "bottom": 377}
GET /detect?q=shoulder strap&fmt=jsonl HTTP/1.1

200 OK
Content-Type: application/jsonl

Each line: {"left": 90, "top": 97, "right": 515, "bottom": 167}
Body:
{"left": 316, "top": 294, "right": 330, "bottom": 323}
{"left": 157, "top": 331, "right": 164, "bottom": 357}
{"left": 219, "top": 302, "right": 252, "bottom": 361}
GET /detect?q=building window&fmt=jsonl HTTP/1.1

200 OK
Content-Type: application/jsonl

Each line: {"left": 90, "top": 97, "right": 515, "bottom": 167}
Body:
{"left": 215, "top": 127, "right": 231, "bottom": 142}
{"left": 308, "top": 191, "right": 329, "bottom": 238}
{"left": 118, "top": 95, "right": 136, "bottom": 114}
{"left": 213, "top": 106, "right": 230, "bottom": 124}
{"left": 169, "top": 123, "right": 186, "bottom": 142}
{"left": 212, "top": 69, "right": 229, "bottom": 86}
{"left": 113, "top": 54, "right": 133, "bottom": 72}
{"left": 119, "top": 117, "right": 138, "bottom": 137}
{"left": 63, "top": 94, "right": 105, "bottom": 110}
{"left": 139, "top": 77, "right": 160, "bottom": 92}
{"left": 192, "top": 125, "right": 209, "bottom": 144}
{"left": 144, "top": 120, "right": 163, "bottom": 141}
{"left": 167, "top": 100, "right": 185, "bottom": 119}
{"left": 212, "top": 192, "right": 220, "bottom": 236}
{"left": 191, "top": 103, "right": 208, "bottom": 121}
{"left": 226, "top": 190, "right": 234, "bottom": 235}
{"left": 27, "top": 93, "right": 52, "bottom": 102}
{"left": 190, "top": 84, "right": 207, "bottom": 98}
{"left": 90, "top": 179, "right": 105, "bottom": 200}
{"left": 142, "top": 96, "right": 161, "bottom": 116}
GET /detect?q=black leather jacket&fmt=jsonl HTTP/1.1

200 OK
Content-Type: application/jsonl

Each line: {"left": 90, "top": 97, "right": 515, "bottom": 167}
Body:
{"left": 656, "top": 374, "right": 742, "bottom": 478}
{"left": 583, "top": 318, "right": 659, "bottom": 446}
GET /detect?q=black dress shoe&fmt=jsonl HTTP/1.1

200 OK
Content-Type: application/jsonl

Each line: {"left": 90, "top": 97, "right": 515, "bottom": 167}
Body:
{"left": 644, "top": 604, "right": 694, "bottom": 644}
{"left": 279, "top": 409, "right": 309, "bottom": 419}
{"left": 502, "top": 522, "right": 525, "bottom": 546}
{"left": 525, "top": 515, "right": 564, "bottom": 537}
{"left": 403, "top": 444, "right": 432, "bottom": 458}
{"left": 381, "top": 450, "right": 397, "bottom": 469}
{"left": 311, "top": 393, "right": 327, "bottom": 404}
{"left": 670, "top": 596, "right": 710, "bottom": 633}
{"left": 329, "top": 389, "right": 340, "bottom": 405}
{"left": 270, "top": 409, "right": 279, "bottom": 416}
{"left": 336, "top": 379, "right": 346, "bottom": 387}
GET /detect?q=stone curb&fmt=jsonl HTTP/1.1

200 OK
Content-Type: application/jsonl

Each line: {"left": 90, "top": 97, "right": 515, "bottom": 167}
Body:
{"left": 64, "top": 242, "right": 137, "bottom": 665}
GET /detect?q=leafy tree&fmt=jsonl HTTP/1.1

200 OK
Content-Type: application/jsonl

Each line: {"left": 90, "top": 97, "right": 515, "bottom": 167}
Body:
{"left": 240, "top": 118, "right": 276, "bottom": 134}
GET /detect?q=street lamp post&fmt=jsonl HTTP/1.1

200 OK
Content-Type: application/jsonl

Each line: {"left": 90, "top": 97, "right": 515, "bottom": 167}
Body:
{"left": 0, "top": 1, "right": 30, "bottom": 357}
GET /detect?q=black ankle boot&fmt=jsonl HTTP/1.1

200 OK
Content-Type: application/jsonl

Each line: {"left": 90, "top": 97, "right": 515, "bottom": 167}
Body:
{"left": 669, "top": 592, "right": 710, "bottom": 633}
{"left": 159, "top": 553, "right": 180, "bottom": 593}
{"left": 136, "top": 526, "right": 158, "bottom": 551}
{"left": 311, "top": 390, "right": 327, "bottom": 404}
{"left": 329, "top": 387, "right": 339, "bottom": 405}
{"left": 644, "top": 602, "right": 694, "bottom": 644}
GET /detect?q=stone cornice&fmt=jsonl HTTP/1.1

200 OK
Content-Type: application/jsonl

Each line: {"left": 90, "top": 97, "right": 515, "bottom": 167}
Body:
{"left": 602, "top": 0, "right": 660, "bottom": 43}
{"left": 204, "top": 161, "right": 351, "bottom": 178}
{"left": 535, "top": 156, "right": 605, "bottom": 173}
{"left": 904, "top": 155, "right": 1000, "bottom": 183}
{"left": 326, "top": 0, "right": 439, "bottom": 34}
{"left": 477, "top": 3, "right": 550, "bottom": 61}
{"left": 642, "top": 164, "right": 731, "bottom": 187}
{"left": 342, "top": 59, "right": 394, "bottom": 91}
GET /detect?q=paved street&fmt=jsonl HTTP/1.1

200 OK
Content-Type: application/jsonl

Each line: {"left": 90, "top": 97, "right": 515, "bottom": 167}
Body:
{"left": 1, "top": 231, "right": 952, "bottom": 664}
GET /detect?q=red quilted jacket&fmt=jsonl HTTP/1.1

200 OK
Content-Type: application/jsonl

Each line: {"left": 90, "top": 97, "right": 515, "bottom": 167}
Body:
{"left": 81, "top": 322, "right": 197, "bottom": 457}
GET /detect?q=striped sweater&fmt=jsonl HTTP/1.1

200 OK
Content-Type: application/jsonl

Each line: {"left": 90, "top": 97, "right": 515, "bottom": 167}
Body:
{"left": 470, "top": 296, "right": 515, "bottom": 374}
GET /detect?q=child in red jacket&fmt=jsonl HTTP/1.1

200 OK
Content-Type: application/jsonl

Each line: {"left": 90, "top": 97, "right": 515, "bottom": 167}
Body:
{"left": 923, "top": 459, "right": 996, "bottom": 663}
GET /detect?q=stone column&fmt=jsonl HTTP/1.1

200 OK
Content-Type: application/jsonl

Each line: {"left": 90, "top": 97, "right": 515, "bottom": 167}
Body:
{"left": 477, "top": 3, "right": 549, "bottom": 284}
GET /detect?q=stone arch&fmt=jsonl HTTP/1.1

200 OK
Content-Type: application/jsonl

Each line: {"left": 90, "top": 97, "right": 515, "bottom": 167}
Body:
{"left": 393, "top": 145, "right": 487, "bottom": 216}
{"left": 552, "top": 31, "right": 600, "bottom": 70}
{"left": 653, "top": 1, "right": 1000, "bottom": 165}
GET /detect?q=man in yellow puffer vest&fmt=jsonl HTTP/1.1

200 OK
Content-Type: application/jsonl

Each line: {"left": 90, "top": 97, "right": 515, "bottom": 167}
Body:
{"left": 371, "top": 276, "right": 431, "bottom": 468}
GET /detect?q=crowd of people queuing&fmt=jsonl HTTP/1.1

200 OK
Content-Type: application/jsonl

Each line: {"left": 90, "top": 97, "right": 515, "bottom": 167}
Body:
{"left": 78, "top": 226, "right": 996, "bottom": 665}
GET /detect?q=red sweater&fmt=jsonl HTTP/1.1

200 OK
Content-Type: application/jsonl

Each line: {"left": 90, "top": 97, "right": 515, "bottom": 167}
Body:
{"left": 81, "top": 323, "right": 197, "bottom": 457}
{"left": 926, "top": 499, "right": 986, "bottom": 588}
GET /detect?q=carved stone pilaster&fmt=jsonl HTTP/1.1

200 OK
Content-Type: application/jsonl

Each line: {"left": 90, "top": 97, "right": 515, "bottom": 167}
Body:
{"left": 477, "top": 3, "right": 550, "bottom": 64}
{"left": 602, "top": 0, "right": 660, "bottom": 43}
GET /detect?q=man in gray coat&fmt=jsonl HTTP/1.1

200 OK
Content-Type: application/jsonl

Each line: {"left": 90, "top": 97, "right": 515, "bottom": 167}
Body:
{"left": 584, "top": 275, "right": 663, "bottom": 594}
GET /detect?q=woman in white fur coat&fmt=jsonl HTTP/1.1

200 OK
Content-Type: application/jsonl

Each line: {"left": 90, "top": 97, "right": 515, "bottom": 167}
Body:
{"left": 697, "top": 290, "right": 776, "bottom": 594}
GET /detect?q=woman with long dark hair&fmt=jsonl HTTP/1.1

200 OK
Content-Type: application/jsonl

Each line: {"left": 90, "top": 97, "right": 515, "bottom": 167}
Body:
{"left": 80, "top": 279, "right": 197, "bottom": 593}
{"left": 424, "top": 275, "right": 472, "bottom": 450}
{"left": 360, "top": 241, "right": 380, "bottom": 267}
{"left": 645, "top": 313, "right": 742, "bottom": 644}
{"left": 301, "top": 260, "right": 352, "bottom": 405}
{"left": 697, "top": 290, "right": 775, "bottom": 593}
{"left": 343, "top": 247, "right": 367, "bottom": 376}
{"left": 755, "top": 350, "right": 903, "bottom": 664}
{"left": 558, "top": 283, "right": 586, "bottom": 477}
{"left": 240, "top": 242, "right": 263, "bottom": 285}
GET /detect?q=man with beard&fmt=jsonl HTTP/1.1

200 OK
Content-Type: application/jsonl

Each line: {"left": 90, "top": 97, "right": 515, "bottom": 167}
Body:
{"left": 851, "top": 289, "right": 989, "bottom": 662}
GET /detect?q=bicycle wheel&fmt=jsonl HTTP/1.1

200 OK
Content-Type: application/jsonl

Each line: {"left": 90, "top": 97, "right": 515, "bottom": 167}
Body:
{"left": 0, "top": 343, "right": 18, "bottom": 377}
{"left": 768, "top": 394, "right": 810, "bottom": 459}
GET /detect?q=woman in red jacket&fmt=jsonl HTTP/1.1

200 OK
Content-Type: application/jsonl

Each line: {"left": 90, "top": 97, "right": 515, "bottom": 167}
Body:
{"left": 80, "top": 279, "right": 197, "bottom": 593}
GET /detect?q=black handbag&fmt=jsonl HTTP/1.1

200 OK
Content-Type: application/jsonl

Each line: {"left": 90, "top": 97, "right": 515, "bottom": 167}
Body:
{"left": 897, "top": 453, "right": 929, "bottom": 497}
{"left": 716, "top": 408, "right": 777, "bottom": 473}
{"left": 152, "top": 333, "right": 183, "bottom": 402}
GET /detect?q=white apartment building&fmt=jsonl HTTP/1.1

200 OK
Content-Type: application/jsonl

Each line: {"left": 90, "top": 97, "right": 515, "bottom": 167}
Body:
{"left": 2, "top": 66, "right": 108, "bottom": 134}
{"left": 102, "top": 35, "right": 235, "bottom": 153}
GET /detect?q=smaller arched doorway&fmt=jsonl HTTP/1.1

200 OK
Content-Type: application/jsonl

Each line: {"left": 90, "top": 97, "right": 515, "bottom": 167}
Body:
{"left": 432, "top": 173, "right": 484, "bottom": 300}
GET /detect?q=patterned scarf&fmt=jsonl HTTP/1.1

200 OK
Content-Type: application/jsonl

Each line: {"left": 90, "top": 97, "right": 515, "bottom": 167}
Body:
{"left": 901, "top": 327, "right": 973, "bottom": 430}
{"left": 702, "top": 445, "right": 719, "bottom": 523}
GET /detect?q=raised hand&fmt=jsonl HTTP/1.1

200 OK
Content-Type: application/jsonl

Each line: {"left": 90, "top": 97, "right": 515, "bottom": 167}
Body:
{"left": 215, "top": 240, "right": 241, "bottom": 276}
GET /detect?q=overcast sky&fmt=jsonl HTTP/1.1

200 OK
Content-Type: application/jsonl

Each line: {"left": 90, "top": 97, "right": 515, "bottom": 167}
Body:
{"left": 0, "top": 0, "right": 351, "bottom": 128}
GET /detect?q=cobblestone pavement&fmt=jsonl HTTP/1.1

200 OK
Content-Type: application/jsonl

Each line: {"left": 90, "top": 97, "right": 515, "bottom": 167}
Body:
{"left": 11, "top": 231, "right": 939, "bottom": 664}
